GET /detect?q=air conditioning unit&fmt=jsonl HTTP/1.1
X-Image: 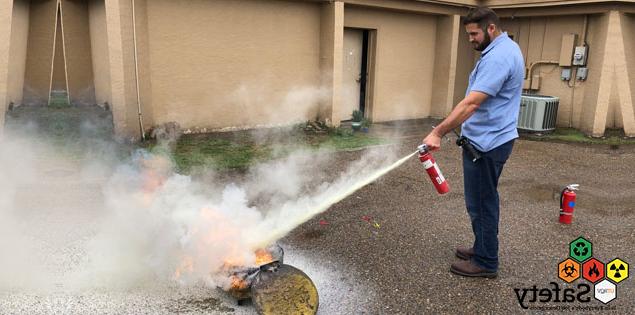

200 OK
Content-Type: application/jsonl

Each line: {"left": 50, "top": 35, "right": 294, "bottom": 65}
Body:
{"left": 518, "top": 94, "right": 559, "bottom": 132}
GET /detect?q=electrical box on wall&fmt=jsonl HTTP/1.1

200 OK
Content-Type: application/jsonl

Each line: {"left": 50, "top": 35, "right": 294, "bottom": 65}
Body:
{"left": 573, "top": 45, "right": 588, "bottom": 66}
{"left": 559, "top": 34, "right": 577, "bottom": 66}
{"left": 523, "top": 79, "right": 531, "bottom": 90}
{"left": 531, "top": 75, "right": 541, "bottom": 90}
{"left": 576, "top": 67, "right": 588, "bottom": 81}
{"left": 561, "top": 68, "right": 571, "bottom": 81}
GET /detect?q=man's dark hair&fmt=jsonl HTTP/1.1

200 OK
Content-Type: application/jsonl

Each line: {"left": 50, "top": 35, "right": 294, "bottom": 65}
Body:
{"left": 463, "top": 7, "right": 500, "bottom": 31}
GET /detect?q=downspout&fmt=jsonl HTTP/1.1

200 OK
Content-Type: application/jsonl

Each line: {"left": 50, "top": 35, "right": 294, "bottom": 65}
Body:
{"left": 48, "top": 1, "right": 60, "bottom": 106}
{"left": 59, "top": 1, "right": 71, "bottom": 105}
{"left": 132, "top": 0, "right": 145, "bottom": 140}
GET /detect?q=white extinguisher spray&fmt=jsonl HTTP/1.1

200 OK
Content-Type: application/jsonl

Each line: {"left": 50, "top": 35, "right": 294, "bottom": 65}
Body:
{"left": 418, "top": 144, "right": 450, "bottom": 194}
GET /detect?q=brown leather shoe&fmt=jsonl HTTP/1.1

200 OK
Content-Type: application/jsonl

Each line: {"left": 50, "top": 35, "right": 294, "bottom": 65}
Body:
{"left": 455, "top": 246, "right": 474, "bottom": 260}
{"left": 450, "top": 260, "right": 497, "bottom": 278}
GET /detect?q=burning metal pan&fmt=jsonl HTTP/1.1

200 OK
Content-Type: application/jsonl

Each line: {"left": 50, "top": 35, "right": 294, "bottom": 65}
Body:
{"left": 227, "top": 244, "right": 284, "bottom": 302}
{"left": 223, "top": 244, "right": 319, "bottom": 314}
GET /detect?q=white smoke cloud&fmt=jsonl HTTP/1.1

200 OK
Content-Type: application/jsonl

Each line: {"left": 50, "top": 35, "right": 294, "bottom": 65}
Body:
{"left": 0, "top": 118, "right": 405, "bottom": 293}
{"left": 71, "top": 145, "right": 404, "bottom": 290}
{"left": 0, "top": 137, "right": 46, "bottom": 290}
{"left": 227, "top": 82, "right": 329, "bottom": 129}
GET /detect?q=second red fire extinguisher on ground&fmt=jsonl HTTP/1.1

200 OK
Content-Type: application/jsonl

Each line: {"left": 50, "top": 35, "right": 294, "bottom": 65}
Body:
{"left": 418, "top": 144, "right": 450, "bottom": 195}
{"left": 559, "top": 184, "right": 579, "bottom": 224}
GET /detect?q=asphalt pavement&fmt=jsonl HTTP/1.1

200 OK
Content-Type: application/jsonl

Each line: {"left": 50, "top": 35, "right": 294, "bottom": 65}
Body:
{"left": 284, "top": 119, "right": 635, "bottom": 314}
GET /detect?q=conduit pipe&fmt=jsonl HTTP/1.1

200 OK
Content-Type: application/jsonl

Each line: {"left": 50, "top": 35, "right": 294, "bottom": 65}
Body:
{"left": 580, "top": 14, "right": 588, "bottom": 45}
{"left": 132, "top": 0, "right": 145, "bottom": 140}
{"left": 526, "top": 60, "right": 559, "bottom": 91}
{"left": 528, "top": 15, "right": 588, "bottom": 92}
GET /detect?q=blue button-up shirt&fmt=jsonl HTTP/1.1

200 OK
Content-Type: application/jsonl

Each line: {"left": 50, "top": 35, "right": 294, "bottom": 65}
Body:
{"left": 462, "top": 32, "right": 525, "bottom": 152}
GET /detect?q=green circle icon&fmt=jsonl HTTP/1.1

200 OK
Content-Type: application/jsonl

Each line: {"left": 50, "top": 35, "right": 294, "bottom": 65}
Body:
{"left": 569, "top": 237, "right": 593, "bottom": 262}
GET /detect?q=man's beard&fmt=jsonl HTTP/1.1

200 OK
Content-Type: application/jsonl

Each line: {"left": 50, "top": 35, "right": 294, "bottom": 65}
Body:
{"left": 473, "top": 31, "right": 491, "bottom": 51}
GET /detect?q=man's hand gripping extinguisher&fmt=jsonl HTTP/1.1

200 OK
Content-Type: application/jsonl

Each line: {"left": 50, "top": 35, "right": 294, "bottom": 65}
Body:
{"left": 559, "top": 184, "right": 579, "bottom": 224}
{"left": 417, "top": 144, "right": 450, "bottom": 195}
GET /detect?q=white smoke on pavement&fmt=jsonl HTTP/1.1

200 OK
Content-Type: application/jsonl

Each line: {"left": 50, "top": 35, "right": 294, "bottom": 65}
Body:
{"left": 0, "top": 131, "right": 401, "bottom": 292}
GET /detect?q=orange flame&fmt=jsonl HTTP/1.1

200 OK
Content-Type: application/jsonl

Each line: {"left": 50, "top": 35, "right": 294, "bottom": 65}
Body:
{"left": 225, "top": 248, "right": 276, "bottom": 291}
{"left": 255, "top": 248, "right": 274, "bottom": 265}
{"left": 230, "top": 275, "right": 250, "bottom": 291}
{"left": 138, "top": 155, "right": 170, "bottom": 205}
{"left": 174, "top": 256, "right": 194, "bottom": 280}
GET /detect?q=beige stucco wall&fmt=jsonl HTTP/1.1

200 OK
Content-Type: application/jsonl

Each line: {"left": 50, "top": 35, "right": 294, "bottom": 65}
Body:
{"left": 88, "top": 0, "right": 111, "bottom": 106}
{"left": 430, "top": 14, "right": 459, "bottom": 118}
{"left": 454, "top": 21, "right": 476, "bottom": 106}
{"left": 344, "top": 5, "right": 437, "bottom": 122}
{"left": 622, "top": 13, "right": 635, "bottom": 133}
{"left": 500, "top": 16, "right": 589, "bottom": 128}
{"left": 104, "top": 0, "right": 142, "bottom": 139}
{"left": 0, "top": 1, "right": 14, "bottom": 129}
{"left": 579, "top": 13, "right": 609, "bottom": 135}
{"left": 62, "top": 0, "right": 95, "bottom": 105}
{"left": 345, "top": 0, "right": 471, "bottom": 15}
{"left": 486, "top": 0, "right": 622, "bottom": 7}
{"left": 145, "top": 0, "right": 322, "bottom": 131}
{"left": 7, "top": 0, "right": 30, "bottom": 107}
{"left": 23, "top": 0, "right": 57, "bottom": 105}
{"left": 3, "top": 0, "right": 635, "bottom": 138}
{"left": 319, "top": 2, "right": 344, "bottom": 125}
{"left": 51, "top": 7, "right": 66, "bottom": 93}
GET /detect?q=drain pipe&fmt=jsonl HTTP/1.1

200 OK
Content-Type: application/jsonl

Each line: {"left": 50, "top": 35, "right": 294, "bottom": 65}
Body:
{"left": 132, "top": 0, "right": 145, "bottom": 140}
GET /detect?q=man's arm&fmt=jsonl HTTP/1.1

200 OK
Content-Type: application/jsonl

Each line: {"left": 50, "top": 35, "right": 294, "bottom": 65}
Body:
{"left": 422, "top": 91, "right": 489, "bottom": 150}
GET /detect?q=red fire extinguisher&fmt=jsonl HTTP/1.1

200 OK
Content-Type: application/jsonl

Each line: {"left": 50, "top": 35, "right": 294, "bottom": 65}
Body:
{"left": 559, "top": 184, "right": 579, "bottom": 224}
{"left": 418, "top": 144, "right": 450, "bottom": 195}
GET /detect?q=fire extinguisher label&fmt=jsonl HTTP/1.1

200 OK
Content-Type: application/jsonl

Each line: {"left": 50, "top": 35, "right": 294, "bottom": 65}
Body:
{"left": 422, "top": 159, "right": 434, "bottom": 169}
{"left": 434, "top": 164, "right": 445, "bottom": 184}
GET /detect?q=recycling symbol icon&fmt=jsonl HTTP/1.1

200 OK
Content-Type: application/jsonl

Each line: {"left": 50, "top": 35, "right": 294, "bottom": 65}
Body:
{"left": 573, "top": 242, "right": 588, "bottom": 256}
{"left": 569, "top": 237, "right": 592, "bottom": 262}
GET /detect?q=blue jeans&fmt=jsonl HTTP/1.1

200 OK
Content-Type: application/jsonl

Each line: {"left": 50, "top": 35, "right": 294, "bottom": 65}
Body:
{"left": 463, "top": 139, "right": 514, "bottom": 271}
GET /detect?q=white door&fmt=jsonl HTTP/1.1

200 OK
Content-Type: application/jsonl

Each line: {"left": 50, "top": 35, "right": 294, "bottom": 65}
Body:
{"left": 342, "top": 29, "right": 363, "bottom": 121}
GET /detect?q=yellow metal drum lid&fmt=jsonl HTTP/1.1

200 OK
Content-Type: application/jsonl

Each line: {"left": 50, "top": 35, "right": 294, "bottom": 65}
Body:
{"left": 251, "top": 263, "right": 319, "bottom": 315}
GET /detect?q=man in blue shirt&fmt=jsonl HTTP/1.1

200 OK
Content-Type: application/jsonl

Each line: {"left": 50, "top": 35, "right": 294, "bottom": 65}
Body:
{"left": 422, "top": 7, "right": 524, "bottom": 278}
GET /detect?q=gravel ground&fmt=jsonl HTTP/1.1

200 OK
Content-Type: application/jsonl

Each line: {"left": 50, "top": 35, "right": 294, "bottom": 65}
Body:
{"left": 284, "top": 120, "right": 635, "bottom": 314}
{"left": 1, "top": 118, "right": 633, "bottom": 314}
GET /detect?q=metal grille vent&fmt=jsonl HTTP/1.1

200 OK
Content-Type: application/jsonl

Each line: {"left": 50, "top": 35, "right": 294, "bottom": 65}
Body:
{"left": 518, "top": 94, "right": 559, "bottom": 132}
